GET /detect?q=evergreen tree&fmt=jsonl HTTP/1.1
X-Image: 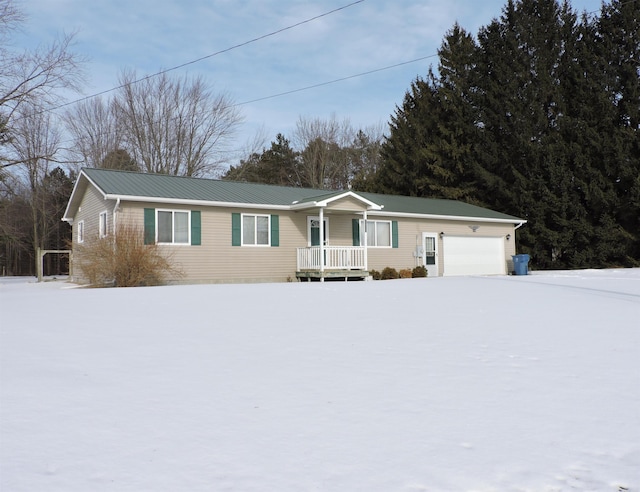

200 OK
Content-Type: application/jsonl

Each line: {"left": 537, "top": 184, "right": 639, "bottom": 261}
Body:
{"left": 223, "top": 134, "right": 299, "bottom": 186}
{"left": 480, "top": 0, "right": 601, "bottom": 268}
{"left": 40, "top": 167, "right": 73, "bottom": 274}
{"left": 378, "top": 24, "right": 486, "bottom": 202}
{"left": 377, "top": 75, "right": 442, "bottom": 196}
{"left": 376, "top": 0, "right": 639, "bottom": 268}
{"left": 430, "top": 24, "right": 481, "bottom": 202}
{"left": 348, "top": 130, "right": 384, "bottom": 191}
{"left": 597, "top": 0, "right": 640, "bottom": 262}
{"left": 100, "top": 149, "right": 138, "bottom": 171}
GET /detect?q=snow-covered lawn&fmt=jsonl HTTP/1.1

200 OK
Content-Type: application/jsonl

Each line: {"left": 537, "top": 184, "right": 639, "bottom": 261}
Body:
{"left": 1, "top": 270, "right": 639, "bottom": 491}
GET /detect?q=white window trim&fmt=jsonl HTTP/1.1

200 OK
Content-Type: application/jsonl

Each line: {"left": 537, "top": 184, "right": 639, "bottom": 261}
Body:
{"left": 156, "top": 209, "right": 191, "bottom": 245}
{"left": 77, "top": 220, "right": 85, "bottom": 244}
{"left": 99, "top": 211, "right": 108, "bottom": 238}
{"left": 241, "top": 213, "right": 270, "bottom": 247}
{"left": 360, "top": 219, "right": 392, "bottom": 248}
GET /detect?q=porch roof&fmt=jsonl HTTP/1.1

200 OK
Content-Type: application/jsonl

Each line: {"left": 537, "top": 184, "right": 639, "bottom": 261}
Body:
{"left": 64, "top": 168, "right": 524, "bottom": 224}
{"left": 290, "top": 190, "right": 382, "bottom": 211}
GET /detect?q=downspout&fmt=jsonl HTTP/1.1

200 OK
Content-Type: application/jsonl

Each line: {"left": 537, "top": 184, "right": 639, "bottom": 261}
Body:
{"left": 113, "top": 198, "right": 121, "bottom": 234}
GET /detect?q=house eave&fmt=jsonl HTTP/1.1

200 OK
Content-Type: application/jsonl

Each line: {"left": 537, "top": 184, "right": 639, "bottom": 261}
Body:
{"left": 104, "top": 194, "right": 292, "bottom": 211}
{"left": 367, "top": 210, "right": 527, "bottom": 225}
{"left": 63, "top": 170, "right": 109, "bottom": 221}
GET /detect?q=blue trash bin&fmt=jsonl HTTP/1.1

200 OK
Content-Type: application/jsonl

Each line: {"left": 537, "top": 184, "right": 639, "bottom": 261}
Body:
{"left": 512, "top": 254, "right": 530, "bottom": 275}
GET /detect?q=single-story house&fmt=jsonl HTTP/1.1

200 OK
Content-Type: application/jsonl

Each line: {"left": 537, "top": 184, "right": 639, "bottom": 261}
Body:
{"left": 63, "top": 168, "right": 527, "bottom": 284}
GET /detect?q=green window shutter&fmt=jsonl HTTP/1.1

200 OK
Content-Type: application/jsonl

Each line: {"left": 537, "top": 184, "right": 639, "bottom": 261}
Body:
{"left": 392, "top": 221, "right": 399, "bottom": 248}
{"left": 232, "top": 213, "right": 241, "bottom": 246}
{"left": 352, "top": 219, "right": 360, "bottom": 246}
{"left": 144, "top": 208, "right": 155, "bottom": 245}
{"left": 191, "top": 210, "right": 201, "bottom": 245}
{"left": 270, "top": 215, "right": 279, "bottom": 247}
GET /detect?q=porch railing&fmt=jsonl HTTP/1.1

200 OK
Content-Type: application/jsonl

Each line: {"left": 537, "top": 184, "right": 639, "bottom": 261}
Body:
{"left": 297, "top": 246, "right": 366, "bottom": 270}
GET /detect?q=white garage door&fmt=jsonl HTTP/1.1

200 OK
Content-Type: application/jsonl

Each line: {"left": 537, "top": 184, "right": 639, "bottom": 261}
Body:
{"left": 443, "top": 236, "right": 506, "bottom": 276}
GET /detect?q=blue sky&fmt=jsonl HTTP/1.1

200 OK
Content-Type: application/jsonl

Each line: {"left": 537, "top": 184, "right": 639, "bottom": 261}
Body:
{"left": 15, "top": 0, "right": 604, "bottom": 157}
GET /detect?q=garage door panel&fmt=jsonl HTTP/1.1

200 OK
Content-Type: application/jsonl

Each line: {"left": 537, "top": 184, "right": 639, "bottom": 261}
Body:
{"left": 443, "top": 236, "right": 505, "bottom": 276}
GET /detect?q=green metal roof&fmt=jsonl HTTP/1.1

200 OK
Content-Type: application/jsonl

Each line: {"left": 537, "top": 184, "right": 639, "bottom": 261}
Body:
{"left": 358, "top": 191, "right": 520, "bottom": 220}
{"left": 82, "top": 167, "right": 321, "bottom": 205}
{"left": 77, "top": 168, "right": 523, "bottom": 222}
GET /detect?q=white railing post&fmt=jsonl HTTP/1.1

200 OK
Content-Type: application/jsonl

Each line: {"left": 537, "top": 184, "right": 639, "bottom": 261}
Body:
{"left": 363, "top": 210, "right": 368, "bottom": 272}
{"left": 319, "top": 208, "right": 325, "bottom": 280}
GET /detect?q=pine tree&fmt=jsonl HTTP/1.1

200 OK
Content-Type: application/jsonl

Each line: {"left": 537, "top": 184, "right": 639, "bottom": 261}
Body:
{"left": 222, "top": 134, "right": 300, "bottom": 186}
{"left": 597, "top": 0, "right": 640, "bottom": 263}
{"left": 375, "top": 0, "right": 639, "bottom": 268}
{"left": 428, "top": 24, "right": 482, "bottom": 202}
{"left": 377, "top": 75, "right": 442, "bottom": 196}
{"left": 472, "top": 0, "right": 605, "bottom": 268}
{"left": 377, "top": 25, "right": 481, "bottom": 201}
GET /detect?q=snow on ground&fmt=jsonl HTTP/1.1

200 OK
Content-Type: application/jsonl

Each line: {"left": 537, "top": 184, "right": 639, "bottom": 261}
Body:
{"left": 1, "top": 270, "right": 639, "bottom": 492}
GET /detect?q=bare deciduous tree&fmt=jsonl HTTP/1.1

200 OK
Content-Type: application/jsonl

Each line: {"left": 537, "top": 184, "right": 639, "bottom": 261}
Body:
{"left": 64, "top": 96, "right": 123, "bottom": 172}
{"left": 112, "top": 70, "right": 242, "bottom": 177}
{"left": 10, "top": 106, "right": 64, "bottom": 271}
{"left": 0, "top": 0, "right": 85, "bottom": 168}
{"left": 293, "top": 114, "right": 354, "bottom": 189}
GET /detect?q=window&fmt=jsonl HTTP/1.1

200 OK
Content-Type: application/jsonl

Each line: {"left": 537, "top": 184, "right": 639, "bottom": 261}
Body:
{"left": 232, "top": 213, "right": 278, "bottom": 247}
{"left": 242, "top": 214, "right": 270, "bottom": 246}
{"left": 144, "top": 208, "right": 200, "bottom": 246}
{"left": 157, "top": 210, "right": 190, "bottom": 244}
{"left": 360, "top": 220, "right": 391, "bottom": 247}
{"left": 99, "top": 211, "right": 108, "bottom": 238}
{"left": 77, "top": 220, "right": 84, "bottom": 243}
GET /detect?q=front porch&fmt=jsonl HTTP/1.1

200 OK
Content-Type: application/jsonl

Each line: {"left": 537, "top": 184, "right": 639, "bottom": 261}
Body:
{"left": 296, "top": 246, "right": 369, "bottom": 281}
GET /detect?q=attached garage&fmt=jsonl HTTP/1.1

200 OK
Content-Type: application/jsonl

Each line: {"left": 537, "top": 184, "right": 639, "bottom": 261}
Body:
{"left": 442, "top": 236, "right": 506, "bottom": 276}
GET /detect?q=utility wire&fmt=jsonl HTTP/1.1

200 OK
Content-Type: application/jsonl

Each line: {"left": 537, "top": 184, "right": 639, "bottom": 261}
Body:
{"left": 36, "top": 53, "right": 434, "bottom": 155}
{"left": 36, "top": 0, "right": 365, "bottom": 116}
{"left": 236, "top": 54, "right": 438, "bottom": 106}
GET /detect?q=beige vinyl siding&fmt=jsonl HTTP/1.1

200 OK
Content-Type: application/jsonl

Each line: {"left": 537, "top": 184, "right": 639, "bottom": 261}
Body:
{"left": 70, "top": 184, "right": 117, "bottom": 282}
{"left": 324, "top": 196, "right": 368, "bottom": 212}
{"left": 119, "top": 202, "right": 309, "bottom": 283}
{"left": 365, "top": 215, "right": 516, "bottom": 275}
{"left": 324, "top": 214, "right": 356, "bottom": 246}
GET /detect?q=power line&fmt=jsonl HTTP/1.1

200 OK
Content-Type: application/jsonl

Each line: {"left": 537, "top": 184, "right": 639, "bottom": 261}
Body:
{"left": 236, "top": 54, "right": 438, "bottom": 106}
{"left": 37, "top": 0, "right": 365, "bottom": 116}
{"left": 44, "top": 52, "right": 434, "bottom": 156}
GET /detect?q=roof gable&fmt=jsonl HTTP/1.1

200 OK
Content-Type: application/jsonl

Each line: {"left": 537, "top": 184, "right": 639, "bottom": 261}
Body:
{"left": 291, "top": 190, "right": 382, "bottom": 211}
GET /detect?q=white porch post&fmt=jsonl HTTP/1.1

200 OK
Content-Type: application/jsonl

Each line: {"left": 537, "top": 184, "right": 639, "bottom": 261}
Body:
{"left": 363, "top": 210, "right": 368, "bottom": 272}
{"left": 319, "top": 207, "right": 325, "bottom": 282}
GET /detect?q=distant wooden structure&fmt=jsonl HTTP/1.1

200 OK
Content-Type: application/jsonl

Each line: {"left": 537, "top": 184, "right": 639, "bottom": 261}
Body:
{"left": 37, "top": 249, "right": 72, "bottom": 282}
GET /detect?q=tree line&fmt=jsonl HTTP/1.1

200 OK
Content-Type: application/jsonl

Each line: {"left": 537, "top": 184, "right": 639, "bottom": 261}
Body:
{"left": 369, "top": 0, "right": 639, "bottom": 269}
{"left": 222, "top": 117, "right": 384, "bottom": 190}
{"left": 1, "top": 0, "right": 638, "bottom": 275}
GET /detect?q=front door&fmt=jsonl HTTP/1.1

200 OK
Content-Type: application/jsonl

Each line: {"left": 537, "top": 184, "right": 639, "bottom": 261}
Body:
{"left": 308, "top": 217, "right": 329, "bottom": 246}
{"left": 422, "top": 232, "right": 439, "bottom": 277}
